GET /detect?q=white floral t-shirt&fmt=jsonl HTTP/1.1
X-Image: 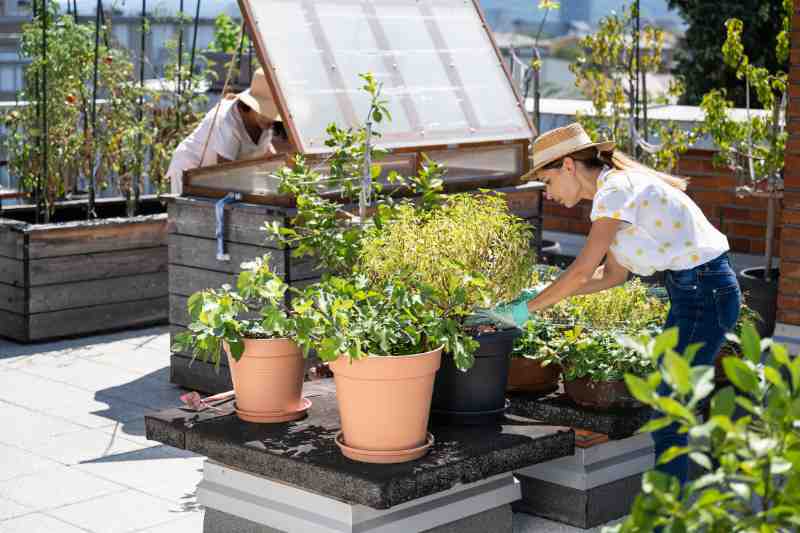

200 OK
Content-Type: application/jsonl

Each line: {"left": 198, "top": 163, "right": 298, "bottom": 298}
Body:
{"left": 590, "top": 167, "right": 729, "bottom": 276}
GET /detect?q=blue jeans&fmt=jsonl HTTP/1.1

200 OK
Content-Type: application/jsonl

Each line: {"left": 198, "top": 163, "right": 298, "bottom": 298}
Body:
{"left": 652, "top": 253, "right": 741, "bottom": 485}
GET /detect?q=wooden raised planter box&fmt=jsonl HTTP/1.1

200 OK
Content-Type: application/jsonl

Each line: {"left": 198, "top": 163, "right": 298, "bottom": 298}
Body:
{"left": 168, "top": 196, "right": 322, "bottom": 393}
{"left": 0, "top": 197, "right": 169, "bottom": 343}
{"left": 169, "top": 184, "right": 544, "bottom": 394}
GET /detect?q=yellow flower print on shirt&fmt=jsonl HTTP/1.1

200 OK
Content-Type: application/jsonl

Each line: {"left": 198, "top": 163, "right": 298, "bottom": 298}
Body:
{"left": 642, "top": 200, "right": 650, "bottom": 208}
{"left": 612, "top": 211, "right": 622, "bottom": 219}
{"left": 654, "top": 219, "right": 663, "bottom": 228}
{"left": 673, "top": 221, "right": 682, "bottom": 229}
{"left": 691, "top": 253, "right": 700, "bottom": 263}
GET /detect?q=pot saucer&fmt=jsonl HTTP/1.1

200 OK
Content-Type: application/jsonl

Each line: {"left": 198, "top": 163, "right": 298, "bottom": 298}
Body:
{"left": 335, "top": 432, "right": 435, "bottom": 464}
{"left": 234, "top": 397, "right": 312, "bottom": 423}
{"left": 431, "top": 399, "right": 510, "bottom": 426}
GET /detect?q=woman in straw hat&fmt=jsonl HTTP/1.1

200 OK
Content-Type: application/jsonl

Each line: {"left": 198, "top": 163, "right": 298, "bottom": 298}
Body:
{"left": 501, "top": 123, "right": 741, "bottom": 486}
{"left": 167, "top": 68, "right": 291, "bottom": 195}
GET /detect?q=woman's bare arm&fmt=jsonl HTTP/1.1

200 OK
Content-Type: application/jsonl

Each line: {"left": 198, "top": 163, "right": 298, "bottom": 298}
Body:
{"left": 528, "top": 218, "right": 624, "bottom": 312}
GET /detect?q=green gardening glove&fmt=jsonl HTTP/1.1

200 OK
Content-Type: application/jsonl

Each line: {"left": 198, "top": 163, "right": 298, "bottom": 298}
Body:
{"left": 465, "top": 287, "right": 542, "bottom": 330}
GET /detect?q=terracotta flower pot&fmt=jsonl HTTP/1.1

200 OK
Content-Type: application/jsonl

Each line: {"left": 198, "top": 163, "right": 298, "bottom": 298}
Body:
{"left": 507, "top": 357, "right": 560, "bottom": 394}
{"left": 329, "top": 347, "right": 442, "bottom": 464}
{"left": 225, "top": 338, "right": 307, "bottom": 423}
{"left": 564, "top": 377, "right": 642, "bottom": 411}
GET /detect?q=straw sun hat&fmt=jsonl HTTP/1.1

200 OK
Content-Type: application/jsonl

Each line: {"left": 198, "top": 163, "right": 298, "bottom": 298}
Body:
{"left": 237, "top": 68, "right": 282, "bottom": 122}
{"left": 522, "top": 123, "right": 615, "bottom": 181}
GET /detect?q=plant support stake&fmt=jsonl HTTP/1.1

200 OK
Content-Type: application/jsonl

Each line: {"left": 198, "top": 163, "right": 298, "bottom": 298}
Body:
{"left": 39, "top": 0, "right": 48, "bottom": 223}
{"left": 88, "top": 0, "right": 102, "bottom": 220}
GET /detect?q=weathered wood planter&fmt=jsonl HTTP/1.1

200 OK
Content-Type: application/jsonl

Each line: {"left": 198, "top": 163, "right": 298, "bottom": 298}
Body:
{"left": 169, "top": 184, "right": 544, "bottom": 394}
{"left": 0, "top": 197, "right": 168, "bottom": 343}
{"left": 168, "top": 196, "right": 322, "bottom": 392}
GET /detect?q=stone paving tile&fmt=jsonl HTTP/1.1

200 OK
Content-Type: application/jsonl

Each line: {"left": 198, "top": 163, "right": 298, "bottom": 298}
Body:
{"left": 0, "top": 512, "right": 90, "bottom": 532}
{"left": 0, "top": 369, "right": 150, "bottom": 429}
{"left": 81, "top": 345, "right": 170, "bottom": 377}
{"left": 99, "top": 417, "right": 160, "bottom": 448}
{"left": 27, "top": 428, "right": 146, "bottom": 466}
{"left": 138, "top": 509, "right": 204, "bottom": 533}
{"left": 75, "top": 445, "right": 204, "bottom": 506}
{"left": 0, "top": 405, "right": 85, "bottom": 448}
{"left": 0, "top": 466, "right": 125, "bottom": 511}
{"left": 0, "top": 443, "right": 62, "bottom": 482}
{"left": 49, "top": 489, "right": 190, "bottom": 533}
{"left": 0, "top": 497, "right": 33, "bottom": 521}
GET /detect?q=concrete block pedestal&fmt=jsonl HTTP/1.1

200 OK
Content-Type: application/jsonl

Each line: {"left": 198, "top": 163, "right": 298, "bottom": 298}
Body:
{"left": 514, "top": 433, "right": 654, "bottom": 529}
{"left": 145, "top": 379, "right": 574, "bottom": 533}
{"left": 198, "top": 461, "right": 519, "bottom": 533}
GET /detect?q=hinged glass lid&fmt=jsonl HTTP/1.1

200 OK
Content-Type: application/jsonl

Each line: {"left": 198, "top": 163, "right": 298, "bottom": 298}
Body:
{"left": 239, "top": 0, "right": 535, "bottom": 154}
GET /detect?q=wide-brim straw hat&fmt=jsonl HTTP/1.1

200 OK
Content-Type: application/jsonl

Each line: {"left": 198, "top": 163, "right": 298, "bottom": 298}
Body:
{"left": 237, "top": 68, "right": 282, "bottom": 122}
{"left": 522, "top": 123, "right": 615, "bottom": 181}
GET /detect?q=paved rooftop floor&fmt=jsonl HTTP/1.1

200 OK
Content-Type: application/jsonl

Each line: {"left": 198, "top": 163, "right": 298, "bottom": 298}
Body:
{"left": 0, "top": 326, "right": 620, "bottom": 533}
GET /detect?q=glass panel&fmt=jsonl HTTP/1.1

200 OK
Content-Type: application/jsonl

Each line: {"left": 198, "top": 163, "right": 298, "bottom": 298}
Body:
{"left": 186, "top": 154, "right": 417, "bottom": 195}
{"left": 244, "top": 0, "right": 533, "bottom": 154}
{"left": 426, "top": 144, "right": 523, "bottom": 182}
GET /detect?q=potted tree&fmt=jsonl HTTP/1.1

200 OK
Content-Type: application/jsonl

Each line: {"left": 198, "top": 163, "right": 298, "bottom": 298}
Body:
{"left": 359, "top": 193, "right": 536, "bottom": 423}
{"left": 697, "top": 2, "right": 790, "bottom": 337}
{"left": 173, "top": 255, "right": 308, "bottom": 423}
{"left": 292, "top": 275, "right": 464, "bottom": 463}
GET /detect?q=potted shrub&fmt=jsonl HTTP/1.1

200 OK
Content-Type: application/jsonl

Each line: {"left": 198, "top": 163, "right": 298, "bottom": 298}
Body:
{"left": 360, "top": 193, "right": 536, "bottom": 423}
{"left": 292, "top": 276, "right": 464, "bottom": 463}
{"left": 173, "top": 255, "right": 308, "bottom": 423}
{"left": 508, "top": 317, "right": 562, "bottom": 394}
{"left": 697, "top": 1, "right": 791, "bottom": 337}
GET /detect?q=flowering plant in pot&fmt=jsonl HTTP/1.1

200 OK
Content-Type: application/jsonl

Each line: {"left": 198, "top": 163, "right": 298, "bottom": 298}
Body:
{"left": 291, "top": 275, "right": 460, "bottom": 463}
{"left": 172, "top": 255, "right": 308, "bottom": 423}
{"left": 359, "top": 193, "right": 537, "bottom": 423}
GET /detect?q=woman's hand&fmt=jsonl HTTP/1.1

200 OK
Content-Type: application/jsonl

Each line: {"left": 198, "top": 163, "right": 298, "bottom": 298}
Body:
{"left": 528, "top": 218, "right": 627, "bottom": 313}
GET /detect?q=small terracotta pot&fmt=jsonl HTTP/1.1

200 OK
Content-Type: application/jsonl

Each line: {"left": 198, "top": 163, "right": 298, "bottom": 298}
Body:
{"left": 564, "top": 377, "right": 641, "bottom": 410}
{"left": 715, "top": 345, "right": 739, "bottom": 384}
{"left": 225, "top": 338, "right": 306, "bottom": 423}
{"left": 507, "top": 357, "right": 560, "bottom": 394}
{"left": 329, "top": 347, "right": 442, "bottom": 463}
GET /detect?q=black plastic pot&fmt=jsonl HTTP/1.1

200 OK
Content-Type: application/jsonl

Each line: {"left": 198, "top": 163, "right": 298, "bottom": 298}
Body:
{"left": 738, "top": 267, "right": 779, "bottom": 338}
{"left": 431, "top": 328, "right": 521, "bottom": 425}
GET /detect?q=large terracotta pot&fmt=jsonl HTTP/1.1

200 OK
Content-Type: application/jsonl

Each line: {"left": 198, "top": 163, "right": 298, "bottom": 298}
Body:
{"left": 329, "top": 347, "right": 442, "bottom": 464}
{"left": 507, "top": 357, "right": 560, "bottom": 394}
{"left": 564, "top": 377, "right": 642, "bottom": 411}
{"left": 225, "top": 338, "right": 307, "bottom": 423}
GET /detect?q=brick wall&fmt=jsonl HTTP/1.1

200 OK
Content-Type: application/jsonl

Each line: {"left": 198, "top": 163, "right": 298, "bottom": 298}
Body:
{"left": 777, "top": 0, "right": 800, "bottom": 326}
{"left": 542, "top": 148, "right": 782, "bottom": 256}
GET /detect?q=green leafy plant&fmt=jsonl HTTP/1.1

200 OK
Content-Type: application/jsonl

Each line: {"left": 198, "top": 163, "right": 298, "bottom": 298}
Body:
{"left": 291, "top": 275, "right": 473, "bottom": 365}
{"left": 560, "top": 326, "right": 657, "bottom": 382}
{"left": 608, "top": 325, "right": 800, "bottom": 532}
{"left": 266, "top": 73, "right": 446, "bottom": 277}
{"left": 569, "top": 3, "right": 696, "bottom": 172}
{"left": 360, "top": 193, "right": 536, "bottom": 315}
{"left": 696, "top": 0, "right": 790, "bottom": 280}
{"left": 172, "top": 255, "right": 295, "bottom": 365}
{"left": 206, "top": 14, "right": 248, "bottom": 53}
{"left": 511, "top": 316, "right": 564, "bottom": 367}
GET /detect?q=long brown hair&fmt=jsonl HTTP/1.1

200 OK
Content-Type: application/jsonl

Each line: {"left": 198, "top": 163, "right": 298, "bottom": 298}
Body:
{"left": 546, "top": 147, "right": 688, "bottom": 191}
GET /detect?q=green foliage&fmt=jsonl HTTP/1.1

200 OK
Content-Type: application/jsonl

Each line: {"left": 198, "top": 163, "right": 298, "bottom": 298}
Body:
{"left": 359, "top": 193, "right": 536, "bottom": 317}
{"left": 561, "top": 326, "right": 657, "bottom": 382}
{"left": 696, "top": 1, "right": 789, "bottom": 194}
{"left": 2, "top": 2, "right": 210, "bottom": 220}
{"left": 206, "top": 14, "right": 247, "bottom": 53}
{"left": 606, "top": 325, "right": 800, "bottom": 532}
{"left": 265, "top": 73, "right": 446, "bottom": 277}
{"left": 667, "top": 0, "right": 789, "bottom": 107}
{"left": 172, "top": 255, "right": 295, "bottom": 366}
{"left": 569, "top": 3, "right": 696, "bottom": 172}
{"left": 291, "top": 276, "right": 476, "bottom": 367}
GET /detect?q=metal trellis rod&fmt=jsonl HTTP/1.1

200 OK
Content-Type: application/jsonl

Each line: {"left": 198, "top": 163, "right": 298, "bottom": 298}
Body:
{"left": 189, "top": 0, "right": 202, "bottom": 80}
{"left": 134, "top": 0, "right": 148, "bottom": 214}
{"left": 39, "top": 0, "right": 48, "bottom": 223}
{"left": 176, "top": 0, "right": 185, "bottom": 131}
{"left": 89, "top": 0, "right": 102, "bottom": 220}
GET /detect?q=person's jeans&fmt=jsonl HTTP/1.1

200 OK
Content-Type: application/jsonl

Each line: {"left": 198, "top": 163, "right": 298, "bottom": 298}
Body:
{"left": 652, "top": 253, "right": 741, "bottom": 485}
